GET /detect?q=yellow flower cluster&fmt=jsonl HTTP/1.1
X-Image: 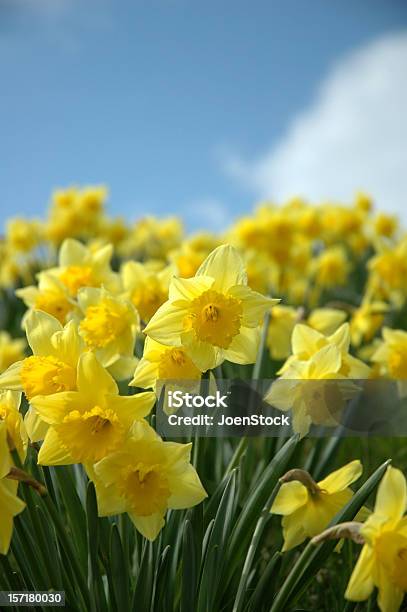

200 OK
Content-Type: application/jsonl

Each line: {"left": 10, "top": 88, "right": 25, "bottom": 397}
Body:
{"left": 0, "top": 222, "right": 277, "bottom": 543}
{"left": 1, "top": 184, "right": 407, "bottom": 612}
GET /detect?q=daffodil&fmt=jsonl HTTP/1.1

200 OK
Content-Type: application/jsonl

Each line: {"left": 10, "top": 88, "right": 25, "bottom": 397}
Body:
{"left": 144, "top": 245, "right": 278, "bottom": 371}
{"left": 280, "top": 322, "right": 371, "bottom": 379}
{"left": 6, "top": 218, "right": 42, "bottom": 253}
{"left": 350, "top": 299, "right": 388, "bottom": 347}
{"left": 0, "top": 311, "right": 82, "bottom": 400}
{"left": 0, "top": 311, "right": 84, "bottom": 443}
{"left": 92, "top": 421, "right": 206, "bottom": 540}
{"left": 48, "top": 238, "right": 119, "bottom": 297}
{"left": 130, "top": 337, "right": 202, "bottom": 390}
{"left": 266, "top": 345, "right": 360, "bottom": 437}
{"left": 30, "top": 352, "right": 155, "bottom": 465}
{"left": 271, "top": 460, "right": 363, "bottom": 551}
{"left": 345, "top": 466, "right": 407, "bottom": 612}
{"left": 0, "top": 421, "right": 25, "bottom": 554}
{"left": 373, "top": 212, "right": 397, "bottom": 238}
{"left": 45, "top": 186, "right": 108, "bottom": 243}
{"left": 0, "top": 390, "right": 27, "bottom": 461}
{"left": 122, "top": 216, "right": 183, "bottom": 260}
{"left": 368, "top": 239, "right": 407, "bottom": 306}
{"left": 372, "top": 327, "right": 407, "bottom": 397}
{"left": 0, "top": 332, "right": 26, "bottom": 374}
{"left": 121, "top": 260, "right": 174, "bottom": 323}
{"left": 16, "top": 271, "right": 73, "bottom": 324}
{"left": 311, "top": 246, "right": 351, "bottom": 289}
{"left": 77, "top": 287, "right": 139, "bottom": 379}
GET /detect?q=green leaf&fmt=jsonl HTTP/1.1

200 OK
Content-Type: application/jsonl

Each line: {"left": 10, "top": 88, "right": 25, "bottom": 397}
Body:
{"left": 245, "top": 552, "right": 282, "bottom": 612}
{"left": 233, "top": 481, "right": 281, "bottom": 612}
{"left": 224, "top": 435, "right": 299, "bottom": 588}
{"left": 86, "top": 482, "right": 107, "bottom": 612}
{"left": 181, "top": 520, "right": 198, "bottom": 612}
{"left": 109, "top": 523, "right": 130, "bottom": 612}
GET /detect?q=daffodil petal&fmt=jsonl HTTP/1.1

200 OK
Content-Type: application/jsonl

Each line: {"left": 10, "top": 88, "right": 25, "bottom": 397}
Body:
{"left": 281, "top": 511, "right": 307, "bottom": 551}
{"left": 228, "top": 285, "right": 277, "bottom": 327}
{"left": 129, "top": 512, "right": 165, "bottom": 541}
{"left": 107, "top": 391, "right": 156, "bottom": 428}
{"left": 24, "top": 407, "right": 49, "bottom": 442}
{"left": 181, "top": 334, "right": 220, "bottom": 372}
{"left": 271, "top": 481, "right": 308, "bottom": 515}
{"left": 37, "top": 428, "right": 73, "bottom": 465}
{"left": 291, "top": 324, "right": 323, "bottom": 355}
{"left": 196, "top": 245, "right": 247, "bottom": 292}
{"left": 25, "top": 310, "right": 62, "bottom": 355}
{"left": 318, "top": 460, "right": 362, "bottom": 493}
{"left": 77, "top": 352, "right": 118, "bottom": 399}
{"left": 168, "top": 464, "right": 207, "bottom": 509}
{"left": 265, "top": 379, "right": 298, "bottom": 411}
{"left": 377, "top": 565, "right": 404, "bottom": 612}
{"left": 345, "top": 544, "right": 375, "bottom": 601}
{"left": 374, "top": 466, "right": 407, "bottom": 522}
{"left": 129, "top": 358, "right": 158, "bottom": 389}
{"left": 223, "top": 326, "right": 260, "bottom": 365}
{"left": 0, "top": 361, "right": 23, "bottom": 391}
{"left": 144, "top": 301, "right": 187, "bottom": 346}
{"left": 168, "top": 276, "right": 213, "bottom": 302}
{"left": 30, "top": 391, "right": 80, "bottom": 424}
{"left": 59, "top": 238, "right": 87, "bottom": 266}
{"left": 0, "top": 422, "right": 11, "bottom": 479}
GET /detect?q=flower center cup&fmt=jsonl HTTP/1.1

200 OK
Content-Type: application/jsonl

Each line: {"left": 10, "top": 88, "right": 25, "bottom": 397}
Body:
{"left": 188, "top": 289, "right": 242, "bottom": 349}
{"left": 21, "top": 355, "right": 76, "bottom": 399}
{"left": 121, "top": 464, "right": 170, "bottom": 516}
{"left": 56, "top": 406, "right": 123, "bottom": 463}
{"left": 80, "top": 300, "right": 128, "bottom": 349}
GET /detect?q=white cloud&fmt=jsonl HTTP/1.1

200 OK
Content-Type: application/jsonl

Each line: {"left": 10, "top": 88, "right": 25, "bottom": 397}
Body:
{"left": 225, "top": 31, "right": 407, "bottom": 217}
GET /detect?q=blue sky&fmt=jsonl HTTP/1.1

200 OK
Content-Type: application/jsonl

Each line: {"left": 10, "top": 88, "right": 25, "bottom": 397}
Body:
{"left": 1, "top": 0, "right": 407, "bottom": 230}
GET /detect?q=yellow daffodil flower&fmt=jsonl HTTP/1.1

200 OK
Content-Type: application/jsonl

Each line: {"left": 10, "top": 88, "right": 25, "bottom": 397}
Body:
{"left": 16, "top": 271, "right": 73, "bottom": 325}
{"left": 130, "top": 337, "right": 202, "bottom": 390}
{"left": 77, "top": 287, "right": 139, "bottom": 379}
{"left": 6, "top": 218, "right": 42, "bottom": 253}
{"left": 0, "top": 421, "right": 25, "bottom": 554}
{"left": 0, "top": 311, "right": 83, "bottom": 401}
{"left": 144, "top": 245, "right": 278, "bottom": 371}
{"left": 350, "top": 299, "right": 389, "bottom": 347}
{"left": 0, "top": 390, "right": 27, "bottom": 461}
{"left": 92, "top": 421, "right": 206, "bottom": 541}
{"left": 280, "top": 322, "right": 371, "bottom": 379}
{"left": 30, "top": 352, "right": 155, "bottom": 465}
{"left": 122, "top": 216, "right": 183, "bottom": 260}
{"left": 345, "top": 466, "right": 407, "bottom": 612}
{"left": 48, "top": 238, "right": 119, "bottom": 297}
{"left": 368, "top": 240, "right": 407, "bottom": 306}
{"left": 271, "top": 460, "right": 363, "bottom": 551}
{"left": 373, "top": 212, "right": 397, "bottom": 238}
{"left": 311, "top": 246, "right": 351, "bottom": 289}
{"left": 0, "top": 311, "right": 84, "bottom": 443}
{"left": 266, "top": 345, "right": 360, "bottom": 437}
{"left": 372, "top": 327, "right": 407, "bottom": 397}
{"left": 45, "top": 186, "right": 107, "bottom": 243}
{"left": 121, "top": 260, "right": 174, "bottom": 323}
{"left": 0, "top": 332, "right": 26, "bottom": 374}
